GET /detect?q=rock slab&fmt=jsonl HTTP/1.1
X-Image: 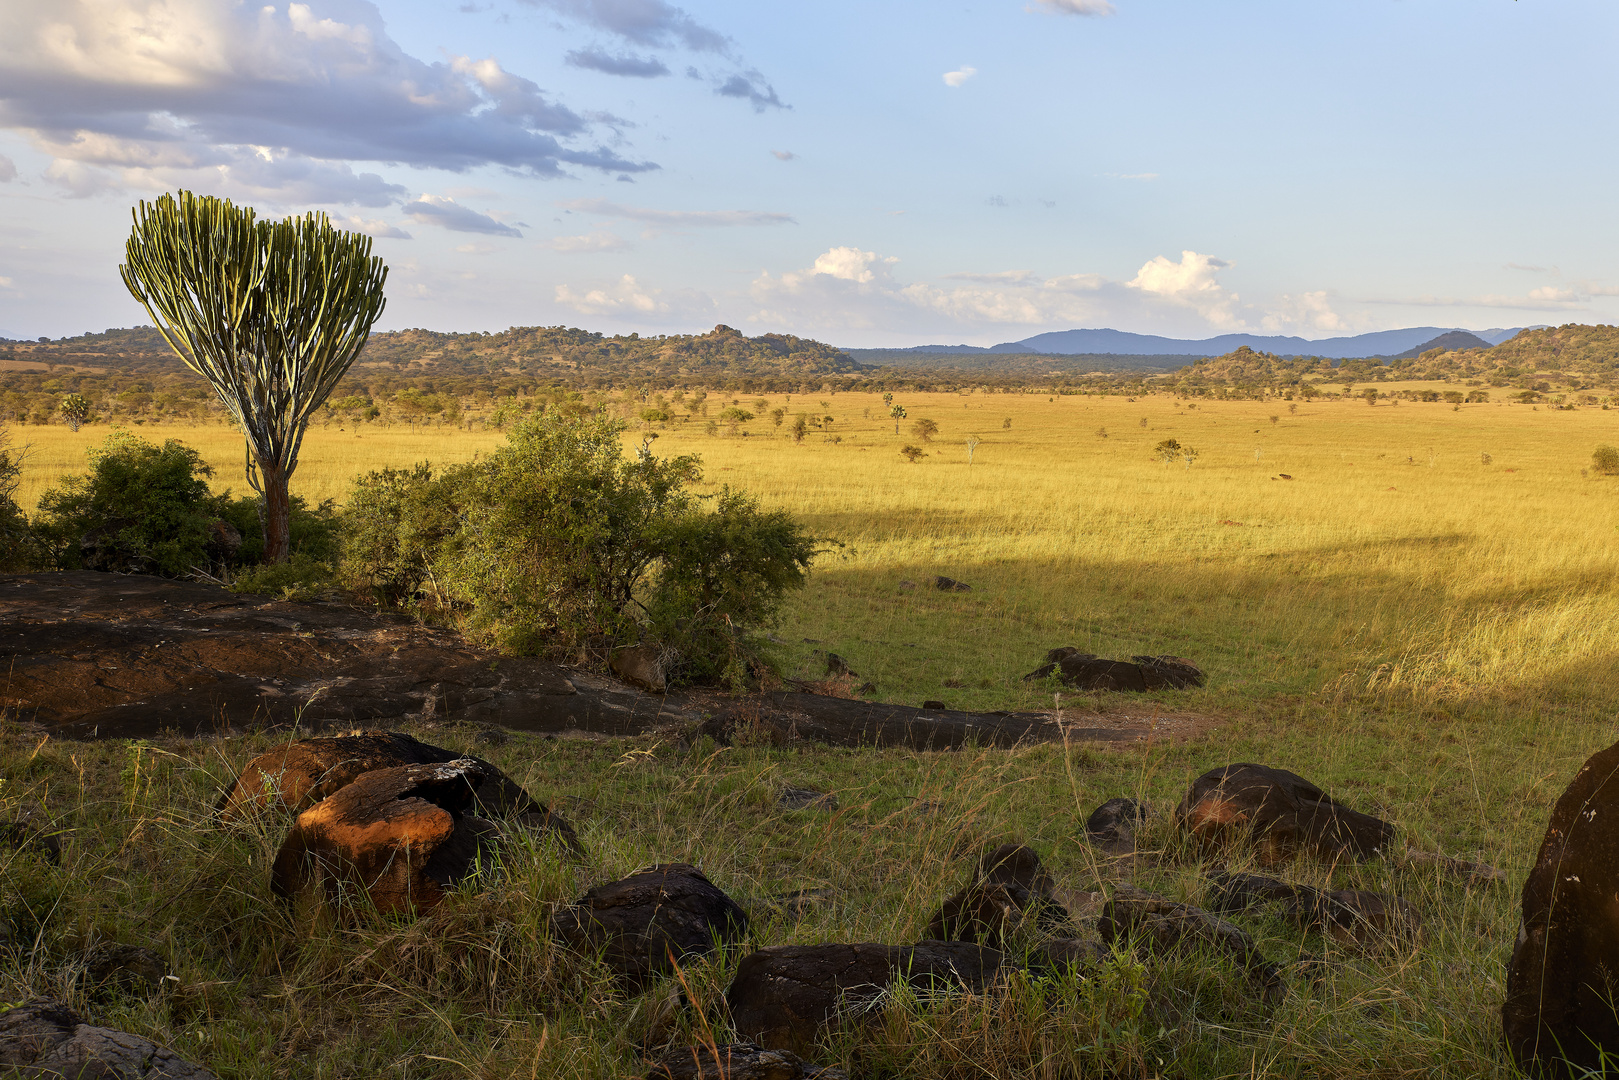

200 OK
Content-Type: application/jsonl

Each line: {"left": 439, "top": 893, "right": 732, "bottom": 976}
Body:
{"left": 1176, "top": 763, "right": 1395, "bottom": 865}
{"left": 0, "top": 998, "right": 216, "bottom": 1079}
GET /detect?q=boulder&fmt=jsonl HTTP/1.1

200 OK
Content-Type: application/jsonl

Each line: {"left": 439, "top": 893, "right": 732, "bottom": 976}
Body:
{"left": 80, "top": 943, "right": 167, "bottom": 997}
{"left": 1020, "top": 651, "right": 1203, "bottom": 691}
{"left": 933, "top": 576, "right": 972, "bottom": 592}
{"left": 1205, "top": 871, "right": 1308, "bottom": 914}
{"left": 270, "top": 759, "right": 504, "bottom": 916}
{"left": 1176, "top": 763, "right": 1395, "bottom": 865}
{"left": 823, "top": 653, "right": 852, "bottom": 677}
{"left": 1099, "top": 891, "right": 1284, "bottom": 1002}
{"left": 1132, "top": 655, "right": 1206, "bottom": 690}
{"left": 778, "top": 789, "right": 837, "bottom": 811}
{"left": 0, "top": 997, "right": 217, "bottom": 1079}
{"left": 646, "top": 1042, "right": 847, "bottom": 1080}
{"left": 612, "top": 644, "right": 669, "bottom": 692}
{"left": 552, "top": 864, "right": 749, "bottom": 993}
{"left": 1504, "top": 738, "right": 1619, "bottom": 1076}
{"left": 1085, "top": 798, "right": 1149, "bottom": 855}
{"left": 727, "top": 942, "right": 1008, "bottom": 1053}
{"left": 1, "top": 821, "right": 61, "bottom": 865}
{"left": 217, "top": 731, "right": 581, "bottom": 855}
{"left": 1286, "top": 889, "right": 1422, "bottom": 947}
{"left": 922, "top": 844, "right": 1072, "bottom": 945}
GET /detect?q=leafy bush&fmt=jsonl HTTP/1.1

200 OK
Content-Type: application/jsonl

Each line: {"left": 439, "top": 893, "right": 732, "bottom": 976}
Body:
{"left": 216, "top": 492, "right": 342, "bottom": 567}
{"left": 0, "top": 426, "right": 43, "bottom": 571}
{"left": 36, "top": 432, "right": 219, "bottom": 576}
{"left": 340, "top": 411, "right": 818, "bottom": 682}
{"left": 1593, "top": 445, "right": 1619, "bottom": 475}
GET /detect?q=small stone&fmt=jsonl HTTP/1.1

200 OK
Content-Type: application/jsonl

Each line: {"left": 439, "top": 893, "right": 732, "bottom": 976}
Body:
{"left": 824, "top": 653, "right": 853, "bottom": 677}
{"left": 0, "top": 998, "right": 218, "bottom": 1079}
{"left": 933, "top": 576, "right": 972, "bottom": 592}
{"left": 778, "top": 788, "right": 838, "bottom": 811}
{"left": 921, "top": 700, "right": 948, "bottom": 710}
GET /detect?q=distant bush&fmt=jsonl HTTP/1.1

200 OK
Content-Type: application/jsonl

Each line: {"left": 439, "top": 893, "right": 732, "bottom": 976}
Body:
{"left": 1593, "top": 445, "right": 1619, "bottom": 475}
{"left": 900, "top": 445, "right": 926, "bottom": 463}
{"left": 341, "top": 410, "right": 818, "bottom": 684}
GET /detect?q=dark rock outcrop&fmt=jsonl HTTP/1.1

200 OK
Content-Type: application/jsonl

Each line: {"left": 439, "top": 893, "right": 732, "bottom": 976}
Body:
{"left": 270, "top": 759, "right": 503, "bottom": 916}
{"left": 727, "top": 942, "right": 1008, "bottom": 1053}
{"left": 1504, "top": 738, "right": 1619, "bottom": 1076}
{"left": 216, "top": 731, "right": 581, "bottom": 853}
{"left": 1021, "top": 650, "right": 1204, "bottom": 691}
{"left": 1176, "top": 763, "right": 1395, "bottom": 865}
{"left": 552, "top": 864, "right": 749, "bottom": 993}
{"left": 933, "top": 576, "right": 972, "bottom": 592}
{"left": 1100, "top": 892, "right": 1284, "bottom": 1001}
{"left": 923, "top": 844, "right": 1071, "bottom": 945}
{"left": 646, "top": 1042, "right": 847, "bottom": 1080}
{"left": 1206, "top": 872, "right": 1420, "bottom": 948}
{"left": 0, "top": 997, "right": 217, "bottom": 1079}
{"left": 1085, "top": 798, "right": 1149, "bottom": 855}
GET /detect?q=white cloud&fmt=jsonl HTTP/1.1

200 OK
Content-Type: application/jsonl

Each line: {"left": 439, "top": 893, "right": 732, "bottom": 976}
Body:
{"left": 519, "top": 0, "right": 730, "bottom": 53}
{"left": 1261, "top": 290, "right": 1344, "bottom": 333}
{"left": 943, "top": 270, "right": 1038, "bottom": 284}
{"left": 771, "top": 149, "right": 795, "bottom": 161}
{"left": 551, "top": 230, "right": 629, "bottom": 253}
{"left": 1103, "top": 172, "right": 1157, "bottom": 181}
{"left": 1029, "top": 0, "right": 1116, "bottom": 15}
{"left": 0, "top": 0, "right": 654, "bottom": 204}
{"left": 943, "top": 66, "right": 977, "bottom": 88}
{"left": 1529, "top": 285, "right": 1578, "bottom": 302}
{"left": 1127, "top": 250, "right": 1242, "bottom": 328}
{"left": 0, "top": 154, "right": 14, "bottom": 182}
{"left": 404, "top": 194, "right": 522, "bottom": 237}
{"left": 555, "top": 273, "right": 667, "bottom": 315}
{"left": 331, "top": 214, "right": 412, "bottom": 239}
{"left": 559, "top": 198, "right": 793, "bottom": 227}
{"left": 808, "top": 246, "right": 896, "bottom": 283}
{"left": 0, "top": 276, "right": 12, "bottom": 287}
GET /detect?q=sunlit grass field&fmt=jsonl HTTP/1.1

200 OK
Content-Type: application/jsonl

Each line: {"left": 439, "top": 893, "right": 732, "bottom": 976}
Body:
{"left": 8, "top": 389, "right": 1619, "bottom": 1078}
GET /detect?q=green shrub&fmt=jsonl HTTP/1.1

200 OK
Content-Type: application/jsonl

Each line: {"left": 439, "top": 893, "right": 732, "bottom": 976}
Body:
{"left": 216, "top": 492, "right": 342, "bottom": 566}
{"left": 0, "top": 426, "right": 43, "bottom": 571}
{"left": 36, "top": 431, "right": 218, "bottom": 576}
{"left": 340, "top": 411, "right": 818, "bottom": 681}
{"left": 1593, "top": 445, "right": 1619, "bottom": 475}
{"left": 231, "top": 553, "right": 335, "bottom": 601}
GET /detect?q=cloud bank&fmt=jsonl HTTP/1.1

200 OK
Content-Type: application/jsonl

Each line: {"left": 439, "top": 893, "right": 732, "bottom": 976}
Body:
{"left": 0, "top": 0, "right": 655, "bottom": 203}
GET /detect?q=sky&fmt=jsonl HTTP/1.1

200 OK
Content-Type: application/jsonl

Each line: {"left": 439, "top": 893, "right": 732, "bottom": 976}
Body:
{"left": 1, "top": 0, "right": 1617, "bottom": 346}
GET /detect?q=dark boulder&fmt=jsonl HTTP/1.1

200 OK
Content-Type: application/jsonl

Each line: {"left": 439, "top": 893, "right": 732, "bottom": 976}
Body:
{"left": 933, "top": 576, "right": 972, "bottom": 592}
{"left": 1176, "top": 763, "right": 1395, "bottom": 865}
{"left": 823, "top": 653, "right": 853, "bottom": 677}
{"left": 1205, "top": 871, "right": 1309, "bottom": 914}
{"left": 1286, "top": 889, "right": 1422, "bottom": 947}
{"left": 1132, "top": 655, "right": 1206, "bottom": 689}
{"left": 1100, "top": 891, "right": 1284, "bottom": 1002}
{"left": 0, "top": 997, "right": 217, "bottom": 1079}
{"left": 727, "top": 941, "right": 1008, "bottom": 1053}
{"left": 1058, "top": 656, "right": 1149, "bottom": 692}
{"left": 923, "top": 844, "right": 1071, "bottom": 945}
{"left": 270, "top": 759, "right": 504, "bottom": 916}
{"left": 646, "top": 1042, "right": 847, "bottom": 1080}
{"left": 1, "top": 821, "right": 61, "bottom": 865}
{"left": 1504, "top": 738, "right": 1619, "bottom": 1076}
{"left": 1021, "top": 652, "right": 1203, "bottom": 692}
{"left": 552, "top": 864, "right": 749, "bottom": 993}
{"left": 1085, "top": 798, "right": 1149, "bottom": 855}
{"left": 80, "top": 943, "right": 167, "bottom": 997}
{"left": 218, "top": 731, "right": 581, "bottom": 854}
{"left": 921, "top": 700, "right": 948, "bottom": 711}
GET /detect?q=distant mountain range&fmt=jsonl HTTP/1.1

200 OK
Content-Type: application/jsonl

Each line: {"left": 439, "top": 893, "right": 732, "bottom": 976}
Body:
{"left": 851, "top": 326, "right": 1536, "bottom": 361}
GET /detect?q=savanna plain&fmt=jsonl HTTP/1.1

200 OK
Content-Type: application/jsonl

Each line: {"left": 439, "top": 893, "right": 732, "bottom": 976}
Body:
{"left": 5, "top": 388, "right": 1618, "bottom": 1078}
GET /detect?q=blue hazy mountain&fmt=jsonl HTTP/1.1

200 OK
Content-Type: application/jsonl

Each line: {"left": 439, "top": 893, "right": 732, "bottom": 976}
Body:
{"left": 880, "top": 326, "right": 1535, "bottom": 360}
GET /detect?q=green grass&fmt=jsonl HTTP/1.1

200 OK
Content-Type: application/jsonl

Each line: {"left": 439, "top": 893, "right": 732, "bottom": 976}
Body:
{"left": 8, "top": 390, "right": 1619, "bottom": 1076}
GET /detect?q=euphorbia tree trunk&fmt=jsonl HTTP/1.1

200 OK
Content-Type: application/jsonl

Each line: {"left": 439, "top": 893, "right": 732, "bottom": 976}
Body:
{"left": 120, "top": 191, "right": 388, "bottom": 564}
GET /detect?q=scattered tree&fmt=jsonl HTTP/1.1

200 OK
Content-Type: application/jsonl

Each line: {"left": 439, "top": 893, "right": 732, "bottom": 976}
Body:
{"left": 1269, "top": 415, "right": 1279, "bottom": 425}
{"left": 1154, "top": 438, "right": 1182, "bottom": 465}
{"left": 120, "top": 191, "right": 388, "bottom": 564}
{"left": 890, "top": 403, "right": 907, "bottom": 433}
{"left": 1138, "top": 417, "right": 1148, "bottom": 428}
{"left": 791, "top": 414, "right": 808, "bottom": 443}
{"left": 900, "top": 444, "right": 926, "bottom": 463}
{"left": 1362, "top": 388, "right": 1379, "bottom": 406}
{"left": 58, "top": 393, "right": 91, "bottom": 432}
{"left": 1096, "top": 427, "right": 1108, "bottom": 439}
{"left": 1182, "top": 445, "right": 1200, "bottom": 469}
{"left": 770, "top": 407, "right": 787, "bottom": 432}
{"left": 1593, "top": 445, "right": 1619, "bottom": 475}
{"left": 965, "top": 434, "right": 981, "bottom": 464}
{"left": 912, "top": 417, "right": 939, "bottom": 442}
{"left": 1002, "top": 418, "right": 1011, "bottom": 429}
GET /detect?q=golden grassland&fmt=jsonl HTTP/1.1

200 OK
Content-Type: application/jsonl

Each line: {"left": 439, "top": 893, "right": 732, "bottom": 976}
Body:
{"left": 6, "top": 389, "right": 1619, "bottom": 1077}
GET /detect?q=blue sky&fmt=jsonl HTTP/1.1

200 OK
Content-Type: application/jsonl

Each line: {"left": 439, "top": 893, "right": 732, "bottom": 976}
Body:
{"left": 1, "top": 0, "right": 1616, "bottom": 345}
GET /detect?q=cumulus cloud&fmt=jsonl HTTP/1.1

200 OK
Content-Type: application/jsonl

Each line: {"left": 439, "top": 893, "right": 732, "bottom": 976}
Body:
{"left": 519, "top": 0, "right": 729, "bottom": 52}
{"left": 550, "top": 230, "right": 629, "bottom": 252}
{"left": 330, "top": 214, "right": 412, "bottom": 239}
{"left": 555, "top": 273, "right": 667, "bottom": 315}
{"left": 0, "top": 0, "right": 655, "bottom": 203}
{"left": 559, "top": 198, "right": 793, "bottom": 227}
{"left": 404, "top": 195, "right": 522, "bottom": 237}
{"left": 0, "top": 154, "right": 14, "bottom": 182}
{"left": 565, "top": 48, "right": 670, "bottom": 77}
{"left": 1261, "top": 291, "right": 1344, "bottom": 333}
{"left": 943, "top": 66, "right": 977, "bottom": 87}
{"left": 717, "top": 71, "right": 786, "bottom": 111}
{"left": 1127, "top": 250, "right": 1242, "bottom": 328}
{"left": 1029, "top": 0, "right": 1116, "bottom": 15}
{"left": 944, "top": 270, "right": 1038, "bottom": 284}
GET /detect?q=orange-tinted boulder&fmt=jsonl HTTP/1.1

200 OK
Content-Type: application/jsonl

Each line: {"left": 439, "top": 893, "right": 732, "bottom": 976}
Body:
{"left": 270, "top": 759, "right": 503, "bottom": 916}
{"left": 219, "top": 731, "right": 580, "bottom": 854}
{"left": 1176, "top": 763, "right": 1395, "bottom": 865}
{"left": 1504, "top": 738, "right": 1619, "bottom": 1077}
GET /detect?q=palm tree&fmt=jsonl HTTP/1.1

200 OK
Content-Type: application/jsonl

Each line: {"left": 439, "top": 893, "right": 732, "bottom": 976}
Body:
{"left": 121, "top": 191, "right": 388, "bottom": 563}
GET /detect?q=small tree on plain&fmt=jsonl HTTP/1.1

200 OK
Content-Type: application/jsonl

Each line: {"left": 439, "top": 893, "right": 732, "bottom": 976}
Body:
{"left": 58, "top": 393, "right": 91, "bottom": 432}
{"left": 1593, "top": 445, "right": 1619, "bottom": 475}
{"left": 791, "top": 414, "right": 808, "bottom": 443}
{"left": 120, "top": 191, "right": 387, "bottom": 564}
{"left": 890, "top": 403, "right": 907, "bottom": 434}
{"left": 1362, "top": 388, "right": 1379, "bottom": 406}
{"left": 912, "top": 417, "right": 939, "bottom": 443}
{"left": 1182, "top": 445, "right": 1200, "bottom": 469}
{"left": 900, "top": 444, "right": 926, "bottom": 463}
{"left": 965, "top": 434, "right": 981, "bottom": 464}
{"left": 1154, "top": 437, "right": 1182, "bottom": 465}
